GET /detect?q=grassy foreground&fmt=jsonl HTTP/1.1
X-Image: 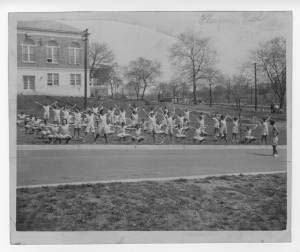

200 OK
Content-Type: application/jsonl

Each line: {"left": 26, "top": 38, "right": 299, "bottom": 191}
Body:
{"left": 17, "top": 173, "right": 287, "bottom": 231}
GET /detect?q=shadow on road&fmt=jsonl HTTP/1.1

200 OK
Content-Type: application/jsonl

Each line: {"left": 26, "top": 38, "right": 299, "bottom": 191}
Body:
{"left": 248, "top": 152, "right": 274, "bottom": 157}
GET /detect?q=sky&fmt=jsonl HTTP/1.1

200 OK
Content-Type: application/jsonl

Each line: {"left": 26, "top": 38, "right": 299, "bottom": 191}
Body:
{"left": 19, "top": 12, "right": 291, "bottom": 81}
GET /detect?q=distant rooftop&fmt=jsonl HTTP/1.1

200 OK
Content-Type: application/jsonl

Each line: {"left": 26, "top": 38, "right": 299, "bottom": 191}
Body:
{"left": 17, "top": 20, "right": 83, "bottom": 35}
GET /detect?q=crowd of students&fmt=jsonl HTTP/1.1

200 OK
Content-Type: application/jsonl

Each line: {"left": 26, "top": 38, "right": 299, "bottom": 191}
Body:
{"left": 16, "top": 101, "right": 280, "bottom": 157}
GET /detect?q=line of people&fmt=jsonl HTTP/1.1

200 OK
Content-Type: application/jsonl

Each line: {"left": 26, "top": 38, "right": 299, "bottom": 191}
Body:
{"left": 16, "top": 101, "right": 280, "bottom": 156}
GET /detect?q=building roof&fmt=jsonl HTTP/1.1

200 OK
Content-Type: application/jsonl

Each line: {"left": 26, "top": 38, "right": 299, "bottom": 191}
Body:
{"left": 17, "top": 20, "right": 83, "bottom": 35}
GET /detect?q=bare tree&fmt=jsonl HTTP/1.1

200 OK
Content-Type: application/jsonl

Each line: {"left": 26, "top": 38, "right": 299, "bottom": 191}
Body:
{"left": 89, "top": 42, "right": 114, "bottom": 83}
{"left": 205, "top": 68, "right": 220, "bottom": 107}
{"left": 108, "top": 63, "right": 123, "bottom": 99}
{"left": 126, "top": 80, "right": 140, "bottom": 100}
{"left": 170, "top": 31, "right": 217, "bottom": 104}
{"left": 155, "top": 82, "right": 170, "bottom": 98}
{"left": 124, "top": 57, "right": 161, "bottom": 100}
{"left": 254, "top": 37, "right": 286, "bottom": 109}
{"left": 168, "top": 79, "right": 181, "bottom": 97}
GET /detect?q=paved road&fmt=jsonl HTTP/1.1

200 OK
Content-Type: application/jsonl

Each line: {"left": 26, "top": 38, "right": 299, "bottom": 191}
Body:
{"left": 16, "top": 146, "right": 287, "bottom": 187}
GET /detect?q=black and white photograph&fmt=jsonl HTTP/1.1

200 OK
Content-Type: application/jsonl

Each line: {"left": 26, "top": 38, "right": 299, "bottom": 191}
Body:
{"left": 9, "top": 10, "right": 292, "bottom": 244}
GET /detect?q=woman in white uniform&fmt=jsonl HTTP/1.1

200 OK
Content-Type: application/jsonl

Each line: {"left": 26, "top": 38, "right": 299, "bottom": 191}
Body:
{"left": 52, "top": 104, "right": 62, "bottom": 124}
{"left": 35, "top": 101, "right": 57, "bottom": 121}
{"left": 84, "top": 110, "right": 95, "bottom": 135}
{"left": 193, "top": 124, "right": 206, "bottom": 143}
{"left": 57, "top": 119, "right": 72, "bottom": 144}
{"left": 117, "top": 122, "right": 130, "bottom": 141}
{"left": 231, "top": 117, "right": 239, "bottom": 143}
{"left": 220, "top": 115, "right": 229, "bottom": 143}
{"left": 175, "top": 124, "right": 186, "bottom": 139}
{"left": 131, "top": 124, "right": 144, "bottom": 143}
{"left": 244, "top": 124, "right": 258, "bottom": 144}
{"left": 72, "top": 108, "right": 82, "bottom": 140}
{"left": 197, "top": 114, "right": 208, "bottom": 136}
{"left": 260, "top": 117, "right": 270, "bottom": 145}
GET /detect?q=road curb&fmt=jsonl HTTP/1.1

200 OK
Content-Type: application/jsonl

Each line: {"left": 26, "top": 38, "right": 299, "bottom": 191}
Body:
{"left": 17, "top": 170, "right": 286, "bottom": 189}
{"left": 17, "top": 144, "right": 287, "bottom": 151}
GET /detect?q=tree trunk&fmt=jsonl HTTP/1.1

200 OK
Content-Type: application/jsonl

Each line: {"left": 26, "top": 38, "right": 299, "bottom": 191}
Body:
{"left": 209, "top": 83, "right": 212, "bottom": 107}
{"left": 141, "top": 81, "right": 147, "bottom": 100}
{"left": 192, "top": 74, "right": 197, "bottom": 104}
{"left": 110, "top": 84, "right": 114, "bottom": 99}
{"left": 227, "top": 80, "right": 231, "bottom": 104}
{"left": 279, "top": 94, "right": 285, "bottom": 109}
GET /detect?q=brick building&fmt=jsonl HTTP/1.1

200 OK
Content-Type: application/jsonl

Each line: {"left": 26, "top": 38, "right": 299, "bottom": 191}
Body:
{"left": 17, "top": 20, "right": 90, "bottom": 97}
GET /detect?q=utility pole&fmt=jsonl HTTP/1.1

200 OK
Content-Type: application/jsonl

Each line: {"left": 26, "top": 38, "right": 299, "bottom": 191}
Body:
{"left": 254, "top": 62, "right": 257, "bottom": 111}
{"left": 209, "top": 79, "right": 212, "bottom": 107}
{"left": 227, "top": 79, "right": 231, "bottom": 104}
{"left": 82, "top": 29, "right": 89, "bottom": 109}
{"left": 250, "top": 85, "right": 253, "bottom": 105}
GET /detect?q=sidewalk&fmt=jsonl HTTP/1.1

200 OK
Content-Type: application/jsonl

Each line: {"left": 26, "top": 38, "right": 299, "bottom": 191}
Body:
{"left": 17, "top": 144, "right": 287, "bottom": 151}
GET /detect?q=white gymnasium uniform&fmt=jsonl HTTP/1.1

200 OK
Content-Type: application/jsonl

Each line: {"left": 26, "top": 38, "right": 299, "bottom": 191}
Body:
{"left": 62, "top": 110, "right": 70, "bottom": 122}
{"left": 92, "top": 107, "right": 99, "bottom": 114}
{"left": 154, "top": 123, "right": 164, "bottom": 134}
{"left": 117, "top": 126, "right": 130, "bottom": 138}
{"left": 148, "top": 115, "right": 156, "bottom": 131}
{"left": 43, "top": 105, "right": 50, "bottom": 120}
{"left": 40, "top": 124, "right": 51, "bottom": 137}
{"left": 108, "top": 109, "right": 115, "bottom": 124}
{"left": 198, "top": 118, "right": 206, "bottom": 134}
{"left": 245, "top": 129, "right": 254, "bottom": 140}
{"left": 17, "top": 114, "right": 27, "bottom": 125}
{"left": 220, "top": 119, "right": 228, "bottom": 136}
{"left": 49, "top": 125, "right": 60, "bottom": 138}
{"left": 97, "top": 114, "right": 108, "bottom": 135}
{"left": 194, "top": 128, "right": 205, "bottom": 142}
{"left": 85, "top": 114, "right": 95, "bottom": 133}
{"left": 73, "top": 112, "right": 82, "bottom": 129}
{"left": 53, "top": 108, "right": 61, "bottom": 124}
{"left": 166, "top": 116, "right": 174, "bottom": 135}
{"left": 178, "top": 116, "right": 184, "bottom": 128}
{"left": 92, "top": 107, "right": 99, "bottom": 124}
{"left": 119, "top": 111, "right": 126, "bottom": 124}
{"left": 132, "top": 127, "right": 144, "bottom": 141}
{"left": 59, "top": 124, "right": 71, "bottom": 139}
{"left": 105, "top": 124, "right": 115, "bottom": 135}
{"left": 131, "top": 113, "right": 139, "bottom": 126}
{"left": 232, "top": 120, "right": 239, "bottom": 134}
{"left": 184, "top": 111, "right": 190, "bottom": 122}
{"left": 176, "top": 127, "right": 186, "bottom": 138}
{"left": 262, "top": 121, "right": 269, "bottom": 136}
{"left": 212, "top": 117, "right": 219, "bottom": 129}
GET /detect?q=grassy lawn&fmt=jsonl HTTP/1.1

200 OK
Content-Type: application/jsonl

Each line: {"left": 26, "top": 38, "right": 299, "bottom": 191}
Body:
{"left": 17, "top": 95, "right": 287, "bottom": 145}
{"left": 17, "top": 173, "right": 287, "bottom": 231}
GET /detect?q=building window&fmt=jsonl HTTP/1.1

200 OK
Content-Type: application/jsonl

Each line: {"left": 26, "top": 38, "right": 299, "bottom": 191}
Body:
{"left": 23, "top": 76, "right": 35, "bottom": 90}
{"left": 69, "top": 42, "right": 81, "bottom": 65}
{"left": 22, "top": 38, "right": 35, "bottom": 63}
{"left": 47, "top": 73, "right": 59, "bottom": 86}
{"left": 46, "top": 40, "right": 59, "bottom": 63}
{"left": 70, "top": 74, "right": 81, "bottom": 86}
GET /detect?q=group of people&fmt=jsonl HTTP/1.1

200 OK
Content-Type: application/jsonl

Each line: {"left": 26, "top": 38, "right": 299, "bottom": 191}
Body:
{"left": 16, "top": 100, "right": 280, "bottom": 157}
